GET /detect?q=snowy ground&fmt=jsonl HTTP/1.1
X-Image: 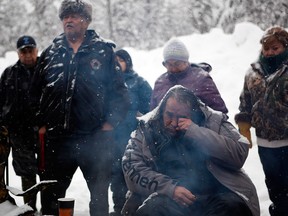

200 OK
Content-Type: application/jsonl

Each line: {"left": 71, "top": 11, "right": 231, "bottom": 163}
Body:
{"left": 1, "top": 22, "right": 271, "bottom": 215}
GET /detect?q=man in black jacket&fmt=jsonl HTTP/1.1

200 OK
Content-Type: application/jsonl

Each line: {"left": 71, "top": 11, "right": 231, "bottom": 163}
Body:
{"left": 0, "top": 35, "right": 39, "bottom": 211}
{"left": 30, "top": 0, "right": 129, "bottom": 215}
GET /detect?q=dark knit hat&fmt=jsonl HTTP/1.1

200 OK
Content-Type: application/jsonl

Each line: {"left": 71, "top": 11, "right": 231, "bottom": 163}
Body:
{"left": 115, "top": 49, "right": 133, "bottom": 70}
{"left": 163, "top": 38, "right": 189, "bottom": 62}
{"left": 260, "top": 26, "right": 288, "bottom": 48}
{"left": 59, "top": 0, "right": 92, "bottom": 22}
{"left": 16, "top": 35, "right": 37, "bottom": 50}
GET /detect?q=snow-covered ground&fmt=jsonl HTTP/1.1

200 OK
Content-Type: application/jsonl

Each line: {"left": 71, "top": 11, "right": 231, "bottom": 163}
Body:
{"left": 1, "top": 22, "right": 270, "bottom": 215}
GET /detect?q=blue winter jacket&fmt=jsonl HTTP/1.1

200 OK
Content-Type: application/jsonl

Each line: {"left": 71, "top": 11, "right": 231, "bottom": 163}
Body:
{"left": 114, "top": 69, "right": 152, "bottom": 146}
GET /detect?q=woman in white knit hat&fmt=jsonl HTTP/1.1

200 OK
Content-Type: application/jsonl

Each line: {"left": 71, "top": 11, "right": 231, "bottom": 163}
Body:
{"left": 150, "top": 38, "right": 228, "bottom": 115}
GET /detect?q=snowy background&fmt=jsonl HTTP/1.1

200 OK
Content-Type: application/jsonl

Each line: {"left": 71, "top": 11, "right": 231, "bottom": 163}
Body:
{"left": 0, "top": 22, "right": 271, "bottom": 215}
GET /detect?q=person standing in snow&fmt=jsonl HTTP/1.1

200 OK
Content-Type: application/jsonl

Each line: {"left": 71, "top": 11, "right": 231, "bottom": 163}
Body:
{"left": 0, "top": 35, "right": 39, "bottom": 212}
{"left": 235, "top": 26, "right": 288, "bottom": 216}
{"left": 29, "top": 0, "right": 129, "bottom": 215}
{"left": 122, "top": 85, "right": 259, "bottom": 216}
{"left": 150, "top": 38, "right": 228, "bottom": 114}
{"left": 109, "top": 49, "right": 152, "bottom": 216}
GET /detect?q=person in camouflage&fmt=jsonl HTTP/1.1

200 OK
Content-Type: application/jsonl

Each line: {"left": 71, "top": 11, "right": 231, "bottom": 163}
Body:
{"left": 235, "top": 26, "right": 288, "bottom": 216}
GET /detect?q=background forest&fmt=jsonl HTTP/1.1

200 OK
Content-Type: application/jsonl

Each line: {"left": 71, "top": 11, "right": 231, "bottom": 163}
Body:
{"left": 0, "top": 0, "right": 287, "bottom": 56}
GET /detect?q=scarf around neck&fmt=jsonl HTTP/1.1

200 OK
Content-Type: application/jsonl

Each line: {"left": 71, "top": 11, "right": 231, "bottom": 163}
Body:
{"left": 259, "top": 49, "right": 288, "bottom": 76}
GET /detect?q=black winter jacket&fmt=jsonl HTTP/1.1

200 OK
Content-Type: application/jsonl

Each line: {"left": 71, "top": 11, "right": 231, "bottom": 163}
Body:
{"left": 0, "top": 60, "right": 38, "bottom": 176}
{"left": 0, "top": 60, "right": 37, "bottom": 131}
{"left": 30, "top": 30, "right": 129, "bottom": 137}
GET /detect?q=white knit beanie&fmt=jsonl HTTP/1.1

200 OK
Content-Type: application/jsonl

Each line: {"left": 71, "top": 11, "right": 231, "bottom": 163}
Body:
{"left": 163, "top": 38, "right": 189, "bottom": 62}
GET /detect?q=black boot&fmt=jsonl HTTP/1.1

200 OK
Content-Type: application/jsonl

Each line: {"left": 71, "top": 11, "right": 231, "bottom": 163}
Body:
{"left": 110, "top": 188, "right": 127, "bottom": 216}
{"left": 109, "top": 211, "right": 122, "bottom": 216}
{"left": 269, "top": 203, "right": 288, "bottom": 216}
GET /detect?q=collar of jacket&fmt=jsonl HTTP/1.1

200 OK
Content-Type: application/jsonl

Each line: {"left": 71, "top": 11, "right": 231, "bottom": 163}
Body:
{"left": 167, "top": 65, "right": 191, "bottom": 81}
{"left": 51, "top": 30, "right": 116, "bottom": 52}
{"left": 140, "top": 104, "right": 221, "bottom": 158}
{"left": 251, "top": 59, "right": 288, "bottom": 79}
{"left": 251, "top": 62, "right": 266, "bottom": 77}
{"left": 15, "top": 59, "right": 37, "bottom": 77}
{"left": 123, "top": 69, "right": 136, "bottom": 78}
{"left": 258, "top": 49, "right": 288, "bottom": 76}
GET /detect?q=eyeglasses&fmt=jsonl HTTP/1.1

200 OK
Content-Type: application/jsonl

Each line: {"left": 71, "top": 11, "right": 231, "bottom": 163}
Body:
{"left": 163, "top": 60, "right": 185, "bottom": 68}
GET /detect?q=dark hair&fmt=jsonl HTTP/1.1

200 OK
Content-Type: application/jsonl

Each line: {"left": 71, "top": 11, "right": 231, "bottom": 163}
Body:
{"left": 115, "top": 49, "right": 133, "bottom": 71}
{"left": 155, "top": 85, "right": 203, "bottom": 124}
{"left": 146, "top": 85, "right": 204, "bottom": 153}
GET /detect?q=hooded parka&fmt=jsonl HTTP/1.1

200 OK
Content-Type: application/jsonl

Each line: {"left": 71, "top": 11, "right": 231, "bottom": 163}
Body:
{"left": 150, "top": 65, "right": 228, "bottom": 113}
{"left": 123, "top": 88, "right": 259, "bottom": 216}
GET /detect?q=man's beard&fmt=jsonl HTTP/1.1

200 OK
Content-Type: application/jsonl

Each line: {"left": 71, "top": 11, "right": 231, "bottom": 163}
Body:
{"left": 65, "top": 31, "right": 82, "bottom": 42}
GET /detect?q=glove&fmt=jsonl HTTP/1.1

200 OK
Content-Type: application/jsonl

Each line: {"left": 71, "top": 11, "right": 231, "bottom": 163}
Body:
{"left": 237, "top": 121, "right": 252, "bottom": 148}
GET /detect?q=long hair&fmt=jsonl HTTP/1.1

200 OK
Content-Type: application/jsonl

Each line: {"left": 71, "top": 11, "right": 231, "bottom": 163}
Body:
{"left": 146, "top": 85, "right": 204, "bottom": 154}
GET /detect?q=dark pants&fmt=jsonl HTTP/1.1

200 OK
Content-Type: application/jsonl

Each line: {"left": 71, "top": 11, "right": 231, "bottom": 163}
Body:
{"left": 111, "top": 129, "right": 131, "bottom": 213}
{"left": 9, "top": 128, "right": 38, "bottom": 177}
{"left": 40, "top": 131, "right": 114, "bottom": 216}
{"left": 9, "top": 129, "right": 38, "bottom": 211}
{"left": 111, "top": 157, "right": 128, "bottom": 213}
{"left": 22, "top": 175, "right": 37, "bottom": 211}
{"left": 258, "top": 146, "right": 288, "bottom": 216}
{"left": 135, "top": 193, "right": 252, "bottom": 216}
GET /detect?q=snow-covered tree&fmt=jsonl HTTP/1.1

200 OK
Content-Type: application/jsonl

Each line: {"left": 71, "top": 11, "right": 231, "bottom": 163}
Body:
{"left": 26, "top": 0, "right": 61, "bottom": 51}
{"left": 0, "top": 0, "right": 288, "bottom": 56}
{"left": 0, "top": 0, "right": 27, "bottom": 55}
{"left": 218, "top": 0, "right": 288, "bottom": 33}
{"left": 189, "top": 0, "right": 225, "bottom": 33}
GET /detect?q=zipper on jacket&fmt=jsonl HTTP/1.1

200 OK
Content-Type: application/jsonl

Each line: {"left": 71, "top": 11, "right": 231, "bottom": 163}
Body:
{"left": 63, "top": 52, "right": 76, "bottom": 130}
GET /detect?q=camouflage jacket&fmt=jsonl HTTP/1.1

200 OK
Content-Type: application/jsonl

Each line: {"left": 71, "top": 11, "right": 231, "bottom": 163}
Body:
{"left": 235, "top": 61, "right": 288, "bottom": 141}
